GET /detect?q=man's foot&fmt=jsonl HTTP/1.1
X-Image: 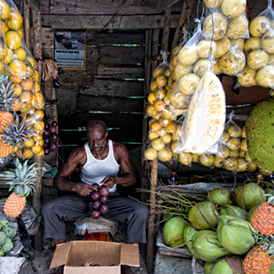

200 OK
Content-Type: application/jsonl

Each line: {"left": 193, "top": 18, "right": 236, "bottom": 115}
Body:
{"left": 52, "top": 239, "right": 67, "bottom": 246}
{"left": 121, "top": 265, "right": 134, "bottom": 274}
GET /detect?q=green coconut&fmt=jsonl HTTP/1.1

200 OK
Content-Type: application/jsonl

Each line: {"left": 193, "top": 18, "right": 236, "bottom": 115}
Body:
{"left": 270, "top": 262, "right": 274, "bottom": 274}
{"left": 210, "top": 256, "right": 244, "bottom": 274}
{"left": 183, "top": 225, "right": 201, "bottom": 259}
{"left": 188, "top": 201, "right": 219, "bottom": 230}
{"left": 220, "top": 205, "right": 247, "bottom": 220}
{"left": 246, "top": 204, "right": 260, "bottom": 222}
{"left": 163, "top": 216, "right": 188, "bottom": 248}
{"left": 265, "top": 188, "right": 274, "bottom": 195}
{"left": 231, "top": 186, "right": 241, "bottom": 204}
{"left": 236, "top": 183, "right": 266, "bottom": 209}
{"left": 217, "top": 215, "right": 257, "bottom": 255}
{"left": 207, "top": 188, "right": 232, "bottom": 207}
{"left": 192, "top": 230, "right": 231, "bottom": 262}
{"left": 204, "top": 262, "right": 214, "bottom": 274}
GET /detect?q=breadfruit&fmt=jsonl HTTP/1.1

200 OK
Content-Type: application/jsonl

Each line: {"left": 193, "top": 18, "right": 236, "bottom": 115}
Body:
{"left": 2, "top": 226, "right": 16, "bottom": 239}
{"left": 245, "top": 99, "right": 274, "bottom": 170}
{"left": 1, "top": 238, "right": 13, "bottom": 252}
{"left": 0, "top": 232, "right": 7, "bottom": 246}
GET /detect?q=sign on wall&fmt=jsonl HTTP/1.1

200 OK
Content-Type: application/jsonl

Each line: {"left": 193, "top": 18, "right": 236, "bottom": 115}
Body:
{"left": 54, "top": 30, "right": 86, "bottom": 70}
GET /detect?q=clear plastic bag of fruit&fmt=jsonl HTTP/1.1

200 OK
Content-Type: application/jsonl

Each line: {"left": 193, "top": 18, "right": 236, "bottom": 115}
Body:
{"left": 238, "top": 0, "right": 274, "bottom": 88}
{"left": 174, "top": 68, "right": 226, "bottom": 155}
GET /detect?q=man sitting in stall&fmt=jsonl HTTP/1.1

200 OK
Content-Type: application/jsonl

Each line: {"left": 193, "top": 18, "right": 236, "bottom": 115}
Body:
{"left": 42, "top": 119, "right": 149, "bottom": 274}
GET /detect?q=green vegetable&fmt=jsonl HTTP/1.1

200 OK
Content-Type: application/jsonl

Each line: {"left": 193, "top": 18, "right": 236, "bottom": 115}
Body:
{"left": 0, "top": 232, "right": 7, "bottom": 246}
{"left": 2, "top": 226, "right": 16, "bottom": 239}
{"left": 1, "top": 238, "right": 13, "bottom": 252}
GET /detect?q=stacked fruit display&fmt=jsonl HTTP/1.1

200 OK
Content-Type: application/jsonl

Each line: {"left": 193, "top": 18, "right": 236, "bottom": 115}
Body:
{"left": 88, "top": 183, "right": 109, "bottom": 219}
{"left": 0, "top": 0, "right": 45, "bottom": 160}
{"left": 43, "top": 121, "right": 58, "bottom": 155}
{"left": 162, "top": 181, "right": 274, "bottom": 274}
{"left": 0, "top": 219, "right": 17, "bottom": 255}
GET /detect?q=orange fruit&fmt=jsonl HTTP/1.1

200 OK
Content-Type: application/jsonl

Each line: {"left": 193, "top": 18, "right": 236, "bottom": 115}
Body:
{"left": 158, "top": 147, "right": 172, "bottom": 162}
{"left": 16, "top": 27, "right": 23, "bottom": 38}
{"left": 36, "top": 103, "right": 44, "bottom": 110}
{"left": 32, "top": 144, "right": 42, "bottom": 154}
{"left": 150, "top": 81, "right": 158, "bottom": 92}
{"left": 35, "top": 148, "right": 44, "bottom": 157}
{"left": 4, "top": 47, "right": 13, "bottom": 64}
{"left": 12, "top": 99, "right": 21, "bottom": 111}
{"left": 150, "top": 121, "right": 162, "bottom": 132}
{"left": 171, "top": 82, "right": 176, "bottom": 91}
{"left": 33, "top": 109, "right": 44, "bottom": 120}
{"left": 12, "top": 83, "right": 22, "bottom": 97}
{"left": 0, "top": 20, "right": 6, "bottom": 35}
{"left": 159, "top": 117, "right": 171, "bottom": 127}
{"left": 19, "top": 91, "right": 32, "bottom": 104}
{"left": 38, "top": 139, "right": 44, "bottom": 146}
{"left": 5, "top": 30, "right": 22, "bottom": 50}
{"left": 0, "top": 42, "right": 7, "bottom": 60}
{"left": 26, "top": 55, "right": 37, "bottom": 67}
{"left": 27, "top": 106, "right": 36, "bottom": 115}
{"left": 169, "top": 63, "right": 175, "bottom": 71}
{"left": 161, "top": 106, "right": 172, "bottom": 119}
{"left": 153, "top": 99, "right": 165, "bottom": 111}
{"left": 144, "top": 147, "right": 158, "bottom": 160}
{"left": 34, "top": 70, "right": 39, "bottom": 82}
{"left": 146, "top": 105, "right": 160, "bottom": 118}
{"left": 6, "top": 8, "right": 23, "bottom": 30}
{"left": 164, "top": 69, "right": 171, "bottom": 78}
{"left": 156, "top": 75, "right": 168, "bottom": 87}
{"left": 151, "top": 137, "right": 165, "bottom": 151}
{"left": 172, "top": 56, "right": 178, "bottom": 67}
{"left": 22, "top": 148, "right": 33, "bottom": 159}
{"left": 23, "top": 137, "right": 34, "bottom": 148}
{"left": 32, "top": 133, "right": 43, "bottom": 142}
{"left": 34, "top": 92, "right": 44, "bottom": 103}
{"left": 148, "top": 92, "right": 156, "bottom": 105}
{"left": 166, "top": 121, "right": 177, "bottom": 133}
{"left": 34, "top": 120, "right": 45, "bottom": 131}
{"left": 0, "top": 0, "right": 10, "bottom": 20}
{"left": 9, "top": 59, "right": 26, "bottom": 78}
{"left": 20, "top": 79, "right": 33, "bottom": 90}
{"left": 153, "top": 67, "right": 165, "bottom": 79}
{"left": 20, "top": 102, "right": 32, "bottom": 112}
{"left": 154, "top": 87, "right": 166, "bottom": 100}
{"left": 26, "top": 65, "right": 34, "bottom": 78}
{"left": 13, "top": 47, "right": 27, "bottom": 61}
{"left": 9, "top": 75, "right": 22, "bottom": 83}
{"left": 34, "top": 81, "right": 40, "bottom": 92}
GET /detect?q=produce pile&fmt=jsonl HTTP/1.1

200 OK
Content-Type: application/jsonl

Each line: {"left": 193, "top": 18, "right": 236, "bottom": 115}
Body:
{"left": 144, "top": 0, "right": 274, "bottom": 176}
{"left": 0, "top": 219, "right": 16, "bottom": 256}
{"left": 162, "top": 180, "right": 274, "bottom": 274}
{"left": 0, "top": 0, "right": 46, "bottom": 160}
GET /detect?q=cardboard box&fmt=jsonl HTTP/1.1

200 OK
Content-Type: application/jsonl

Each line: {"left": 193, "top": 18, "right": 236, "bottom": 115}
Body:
{"left": 50, "top": 241, "right": 140, "bottom": 274}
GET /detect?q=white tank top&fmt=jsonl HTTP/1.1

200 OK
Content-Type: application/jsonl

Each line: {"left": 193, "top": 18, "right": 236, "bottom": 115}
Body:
{"left": 80, "top": 140, "right": 120, "bottom": 193}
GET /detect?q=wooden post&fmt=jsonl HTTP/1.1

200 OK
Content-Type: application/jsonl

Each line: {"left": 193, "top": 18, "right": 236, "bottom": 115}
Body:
{"left": 146, "top": 159, "right": 158, "bottom": 274}
{"left": 161, "top": 7, "right": 172, "bottom": 52}
{"left": 171, "top": 0, "right": 195, "bottom": 51}
{"left": 32, "top": 9, "right": 42, "bottom": 60}
{"left": 23, "top": 0, "right": 30, "bottom": 50}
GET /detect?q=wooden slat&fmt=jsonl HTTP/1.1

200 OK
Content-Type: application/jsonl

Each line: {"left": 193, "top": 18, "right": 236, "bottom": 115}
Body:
{"left": 58, "top": 70, "right": 97, "bottom": 86}
{"left": 50, "top": 0, "right": 175, "bottom": 15}
{"left": 80, "top": 79, "right": 144, "bottom": 97}
{"left": 41, "top": 14, "right": 181, "bottom": 29}
{"left": 86, "top": 30, "right": 145, "bottom": 45}
{"left": 59, "top": 128, "right": 143, "bottom": 144}
{"left": 32, "top": 9, "right": 43, "bottom": 60}
{"left": 58, "top": 112, "right": 143, "bottom": 129}
{"left": 77, "top": 95, "right": 144, "bottom": 112}
{"left": 96, "top": 66, "right": 144, "bottom": 79}
{"left": 95, "top": 46, "right": 145, "bottom": 66}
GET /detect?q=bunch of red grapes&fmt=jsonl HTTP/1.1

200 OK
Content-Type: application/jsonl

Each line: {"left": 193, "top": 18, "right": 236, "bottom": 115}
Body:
{"left": 88, "top": 183, "right": 109, "bottom": 219}
{"left": 43, "top": 121, "right": 59, "bottom": 155}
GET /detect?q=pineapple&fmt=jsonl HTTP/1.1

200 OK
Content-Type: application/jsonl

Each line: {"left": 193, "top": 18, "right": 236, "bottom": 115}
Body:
{"left": 3, "top": 158, "right": 37, "bottom": 218}
{"left": 0, "top": 79, "right": 16, "bottom": 134}
{"left": 250, "top": 194, "right": 274, "bottom": 235}
{"left": 243, "top": 235, "right": 274, "bottom": 274}
{"left": 0, "top": 115, "right": 37, "bottom": 158}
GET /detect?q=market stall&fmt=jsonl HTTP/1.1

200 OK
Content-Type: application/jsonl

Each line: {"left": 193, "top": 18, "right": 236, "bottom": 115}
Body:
{"left": 0, "top": 0, "right": 273, "bottom": 273}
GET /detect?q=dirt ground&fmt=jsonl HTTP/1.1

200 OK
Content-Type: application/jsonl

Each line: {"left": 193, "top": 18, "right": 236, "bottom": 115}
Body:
{"left": 18, "top": 222, "right": 149, "bottom": 274}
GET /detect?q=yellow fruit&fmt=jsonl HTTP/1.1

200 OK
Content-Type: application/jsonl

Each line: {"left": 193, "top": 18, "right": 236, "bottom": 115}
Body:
{"left": 5, "top": 30, "right": 22, "bottom": 50}
{"left": 36, "top": 148, "right": 44, "bottom": 157}
{"left": 0, "top": 0, "right": 10, "bottom": 20}
{"left": 178, "top": 46, "right": 198, "bottom": 65}
{"left": 241, "top": 126, "right": 246, "bottom": 138}
{"left": 222, "top": 131, "right": 230, "bottom": 143}
{"left": 33, "top": 109, "right": 44, "bottom": 121}
{"left": 16, "top": 27, "right": 23, "bottom": 38}
{"left": 19, "top": 91, "right": 32, "bottom": 104}
{"left": 227, "top": 124, "right": 241, "bottom": 137}
{"left": 144, "top": 147, "right": 158, "bottom": 160}
{"left": 161, "top": 133, "right": 172, "bottom": 144}
{"left": 22, "top": 148, "right": 33, "bottom": 158}
{"left": 32, "top": 144, "right": 42, "bottom": 154}
{"left": 240, "top": 139, "right": 248, "bottom": 151}
{"left": 222, "top": 146, "right": 230, "bottom": 158}
{"left": 156, "top": 75, "right": 167, "bottom": 87}
{"left": 158, "top": 147, "right": 172, "bottom": 162}
{"left": 9, "top": 59, "right": 26, "bottom": 78}
{"left": 20, "top": 79, "right": 33, "bottom": 91}
{"left": 153, "top": 67, "right": 165, "bottom": 79}
{"left": 223, "top": 157, "right": 238, "bottom": 171}
{"left": 154, "top": 87, "right": 166, "bottom": 100}
{"left": 159, "top": 117, "right": 170, "bottom": 127}
{"left": 148, "top": 132, "right": 159, "bottom": 141}
{"left": 0, "top": 41, "right": 7, "bottom": 61}
{"left": 32, "top": 133, "right": 43, "bottom": 142}
{"left": 199, "top": 154, "right": 214, "bottom": 166}
{"left": 9, "top": 75, "right": 22, "bottom": 83}
{"left": 179, "top": 152, "right": 192, "bottom": 165}
{"left": 221, "top": 0, "right": 246, "bottom": 18}
{"left": 150, "top": 121, "right": 162, "bottom": 132}
{"left": 23, "top": 137, "right": 34, "bottom": 148}
{"left": 214, "top": 155, "right": 224, "bottom": 168}
{"left": 230, "top": 149, "right": 239, "bottom": 158}
{"left": 6, "top": 8, "right": 23, "bottom": 30}
{"left": 249, "top": 16, "right": 270, "bottom": 37}
{"left": 226, "top": 137, "right": 241, "bottom": 150}
{"left": 153, "top": 99, "right": 165, "bottom": 111}
{"left": 247, "top": 162, "right": 257, "bottom": 172}
{"left": 12, "top": 83, "right": 22, "bottom": 97}
{"left": 237, "top": 158, "right": 248, "bottom": 172}
{"left": 166, "top": 121, "right": 177, "bottom": 133}
{"left": 151, "top": 137, "right": 165, "bottom": 151}
{"left": 0, "top": 20, "right": 7, "bottom": 36}
{"left": 26, "top": 55, "right": 37, "bottom": 67}
{"left": 4, "top": 47, "right": 13, "bottom": 64}
{"left": 13, "top": 47, "right": 27, "bottom": 61}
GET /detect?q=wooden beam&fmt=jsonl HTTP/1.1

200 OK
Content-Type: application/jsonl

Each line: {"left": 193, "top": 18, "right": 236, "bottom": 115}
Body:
{"left": 23, "top": 0, "right": 30, "bottom": 50}
{"left": 161, "top": 7, "right": 172, "bottom": 52}
{"left": 157, "top": 0, "right": 181, "bottom": 13}
{"left": 41, "top": 14, "right": 180, "bottom": 29}
{"left": 147, "top": 159, "right": 158, "bottom": 274}
{"left": 171, "top": 0, "right": 195, "bottom": 51}
{"left": 32, "top": 9, "right": 42, "bottom": 59}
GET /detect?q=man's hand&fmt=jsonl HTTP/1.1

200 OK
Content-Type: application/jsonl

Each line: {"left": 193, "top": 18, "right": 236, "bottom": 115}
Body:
{"left": 100, "top": 176, "right": 116, "bottom": 189}
{"left": 72, "top": 182, "right": 97, "bottom": 196}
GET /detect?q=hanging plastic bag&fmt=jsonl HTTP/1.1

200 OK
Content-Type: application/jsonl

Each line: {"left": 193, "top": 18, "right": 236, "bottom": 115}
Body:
{"left": 174, "top": 69, "right": 226, "bottom": 155}
{"left": 238, "top": 0, "right": 274, "bottom": 88}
